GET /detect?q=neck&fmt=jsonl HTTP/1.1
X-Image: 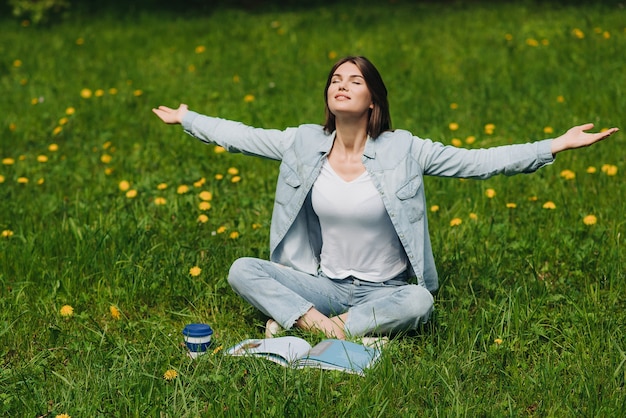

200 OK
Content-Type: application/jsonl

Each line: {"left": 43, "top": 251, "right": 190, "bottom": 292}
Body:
{"left": 334, "top": 121, "right": 368, "bottom": 154}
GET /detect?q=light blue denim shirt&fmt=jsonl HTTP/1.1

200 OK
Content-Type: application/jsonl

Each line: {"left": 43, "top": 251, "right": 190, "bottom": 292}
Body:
{"left": 182, "top": 111, "right": 555, "bottom": 293}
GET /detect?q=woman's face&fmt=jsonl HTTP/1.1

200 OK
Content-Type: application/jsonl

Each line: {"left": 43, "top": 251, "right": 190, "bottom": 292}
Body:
{"left": 326, "top": 62, "right": 374, "bottom": 120}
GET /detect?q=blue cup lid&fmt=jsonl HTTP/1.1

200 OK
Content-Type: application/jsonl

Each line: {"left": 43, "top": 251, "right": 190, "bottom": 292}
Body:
{"left": 183, "top": 323, "right": 213, "bottom": 337}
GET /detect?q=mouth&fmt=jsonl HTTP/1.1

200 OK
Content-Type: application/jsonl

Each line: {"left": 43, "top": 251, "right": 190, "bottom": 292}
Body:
{"left": 334, "top": 94, "right": 350, "bottom": 100}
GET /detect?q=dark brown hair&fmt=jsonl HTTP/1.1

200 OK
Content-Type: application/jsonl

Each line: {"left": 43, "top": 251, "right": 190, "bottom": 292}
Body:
{"left": 323, "top": 56, "right": 391, "bottom": 139}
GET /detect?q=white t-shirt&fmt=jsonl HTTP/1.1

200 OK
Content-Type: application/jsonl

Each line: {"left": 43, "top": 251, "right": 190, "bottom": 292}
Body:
{"left": 311, "top": 159, "right": 407, "bottom": 282}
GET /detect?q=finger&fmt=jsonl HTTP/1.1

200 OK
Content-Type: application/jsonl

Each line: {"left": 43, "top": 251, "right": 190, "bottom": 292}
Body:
{"left": 601, "top": 127, "right": 619, "bottom": 138}
{"left": 578, "top": 122, "right": 595, "bottom": 132}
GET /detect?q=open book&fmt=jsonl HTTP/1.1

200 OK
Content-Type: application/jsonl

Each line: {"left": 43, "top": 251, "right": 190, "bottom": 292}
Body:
{"left": 226, "top": 336, "right": 381, "bottom": 376}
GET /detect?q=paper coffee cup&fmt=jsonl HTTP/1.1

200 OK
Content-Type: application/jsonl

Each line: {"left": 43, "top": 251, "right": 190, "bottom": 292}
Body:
{"left": 183, "top": 323, "right": 213, "bottom": 359}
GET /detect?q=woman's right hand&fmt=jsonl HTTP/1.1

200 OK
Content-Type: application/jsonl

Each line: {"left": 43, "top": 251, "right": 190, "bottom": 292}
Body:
{"left": 152, "top": 103, "right": 189, "bottom": 125}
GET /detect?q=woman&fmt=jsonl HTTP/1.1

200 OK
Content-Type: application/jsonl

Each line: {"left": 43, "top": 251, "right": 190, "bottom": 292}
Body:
{"left": 153, "top": 56, "right": 618, "bottom": 341}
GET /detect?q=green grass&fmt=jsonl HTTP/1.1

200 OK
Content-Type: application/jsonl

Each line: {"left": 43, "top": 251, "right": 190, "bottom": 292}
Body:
{"left": 1, "top": 0, "right": 625, "bottom": 416}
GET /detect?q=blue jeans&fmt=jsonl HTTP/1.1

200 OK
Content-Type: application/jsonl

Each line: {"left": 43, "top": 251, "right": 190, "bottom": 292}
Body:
{"left": 227, "top": 257, "right": 434, "bottom": 337}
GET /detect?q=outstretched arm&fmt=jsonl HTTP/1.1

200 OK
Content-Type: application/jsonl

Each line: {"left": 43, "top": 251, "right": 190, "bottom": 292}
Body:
{"left": 551, "top": 123, "right": 619, "bottom": 155}
{"left": 152, "top": 103, "right": 189, "bottom": 125}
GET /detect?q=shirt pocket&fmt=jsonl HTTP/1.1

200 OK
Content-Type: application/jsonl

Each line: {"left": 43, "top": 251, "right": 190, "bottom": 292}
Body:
{"left": 274, "top": 162, "right": 302, "bottom": 206}
{"left": 395, "top": 174, "right": 425, "bottom": 223}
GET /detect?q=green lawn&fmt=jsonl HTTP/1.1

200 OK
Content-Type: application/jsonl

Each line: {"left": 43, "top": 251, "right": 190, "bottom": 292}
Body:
{"left": 1, "top": 1, "right": 625, "bottom": 416}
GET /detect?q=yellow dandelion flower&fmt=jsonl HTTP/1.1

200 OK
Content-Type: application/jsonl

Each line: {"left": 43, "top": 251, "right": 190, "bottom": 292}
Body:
{"left": 66, "top": 107, "right": 75, "bottom": 115}
{"left": 76, "top": 37, "right": 84, "bottom": 45}
{"left": 603, "top": 31, "right": 610, "bottom": 39}
{"left": 233, "top": 74, "right": 240, "bottom": 83}
{"left": 189, "top": 266, "right": 202, "bottom": 277}
{"left": 60, "top": 305, "right": 74, "bottom": 317}
{"left": 199, "top": 191, "right": 213, "bottom": 201}
{"left": 252, "top": 223, "right": 262, "bottom": 230}
{"left": 504, "top": 33, "right": 513, "bottom": 41}
{"left": 215, "top": 173, "right": 224, "bottom": 180}
{"left": 102, "top": 141, "right": 112, "bottom": 150}
{"left": 9, "top": 122, "right": 16, "bottom": 131}
{"left": 214, "top": 146, "right": 226, "bottom": 154}
{"left": 49, "top": 143, "right": 59, "bottom": 152}
{"left": 17, "top": 177, "right": 28, "bottom": 184}
{"left": 100, "top": 154, "right": 112, "bottom": 164}
{"left": 216, "top": 226, "right": 227, "bottom": 234}
{"left": 485, "top": 188, "right": 496, "bottom": 198}
{"left": 95, "top": 89, "right": 104, "bottom": 97}
{"left": 465, "top": 136, "right": 476, "bottom": 145}
{"left": 573, "top": 28, "right": 585, "bottom": 39}
{"left": 154, "top": 197, "right": 166, "bottom": 205}
{"left": 526, "top": 38, "right": 539, "bottom": 47}
{"left": 109, "top": 88, "right": 118, "bottom": 95}
{"left": 243, "top": 94, "right": 255, "bottom": 103}
{"left": 451, "top": 138, "right": 462, "bottom": 147}
{"left": 104, "top": 168, "right": 113, "bottom": 175}
{"left": 541, "top": 39, "right": 549, "bottom": 46}
{"left": 450, "top": 218, "right": 462, "bottom": 227}
{"left": 484, "top": 123, "right": 495, "bottom": 134}
{"left": 133, "top": 89, "right": 143, "bottom": 97}
{"left": 2, "top": 230, "right": 14, "bottom": 238}
{"left": 528, "top": 196, "right": 537, "bottom": 202}
{"left": 126, "top": 189, "right": 138, "bottom": 198}
{"left": 110, "top": 305, "right": 121, "bottom": 320}
{"left": 198, "top": 201, "right": 212, "bottom": 211}
{"left": 157, "top": 183, "right": 168, "bottom": 190}
{"left": 119, "top": 180, "right": 130, "bottom": 191}
{"left": 163, "top": 369, "right": 178, "bottom": 381}
{"left": 37, "top": 155, "right": 48, "bottom": 163}
{"left": 2, "top": 158, "right": 15, "bottom": 165}
{"left": 450, "top": 102, "right": 459, "bottom": 109}
{"left": 177, "top": 184, "right": 189, "bottom": 194}
{"left": 586, "top": 166, "right": 597, "bottom": 174}
{"left": 583, "top": 214, "right": 597, "bottom": 225}
{"left": 52, "top": 126, "right": 63, "bottom": 136}
{"left": 506, "top": 202, "right": 517, "bottom": 209}
{"left": 430, "top": 205, "right": 440, "bottom": 212}
{"left": 0, "top": 175, "right": 5, "bottom": 183}
{"left": 198, "top": 214, "right": 209, "bottom": 223}
{"left": 229, "top": 231, "right": 240, "bottom": 239}
{"left": 37, "top": 178, "right": 44, "bottom": 185}
{"left": 469, "top": 213, "right": 478, "bottom": 220}
{"left": 19, "top": 155, "right": 26, "bottom": 161}
{"left": 560, "top": 169, "right": 576, "bottom": 180}
{"left": 193, "top": 177, "right": 206, "bottom": 187}
{"left": 195, "top": 45, "right": 206, "bottom": 53}
{"left": 328, "top": 50, "right": 338, "bottom": 59}
{"left": 80, "top": 88, "right": 93, "bottom": 99}
{"left": 556, "top": 95, "right": 565, "bottom": 103}
{"left": 542, "top": 201, "right": 556, "bottom": 210}
{"left": 13, "top": 59, "right": 22, "bottom": 67}
{"left": 543, "top": 126, "right": 554, "bottom": 134}
{"left": 59, "top": 117, "right": 69, "bottom": 125}
{"left": 55, "top": 414, "right": 71, "bottom": 418}
{"left": 227, "top": 167, "right": 239, "bottom": 175}
{"left": 494, "top": 338, "right": 503, "bottom": 345}
{"left": 231, "top": 176, "right": 241, "bottom": 183}
{"left": 601, "top": 164, "right": 618, "bottom": 176}
{"left": 212, "top": 345, "right": 224, "bottom": 355}
{"left": 448, "top": 122, "right": 459, "bottom": 131}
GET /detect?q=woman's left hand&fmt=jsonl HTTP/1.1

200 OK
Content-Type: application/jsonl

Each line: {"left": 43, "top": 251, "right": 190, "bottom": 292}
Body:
{"left": 551, "top": 123, "right": 619, "bottom": 154}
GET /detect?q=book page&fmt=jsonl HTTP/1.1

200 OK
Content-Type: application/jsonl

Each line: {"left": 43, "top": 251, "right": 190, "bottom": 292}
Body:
{"left": 297, "top": 339, "right": 380, "bottom": 375}
{"left": 227, "top": 336, "right": 312, "bottom": 364}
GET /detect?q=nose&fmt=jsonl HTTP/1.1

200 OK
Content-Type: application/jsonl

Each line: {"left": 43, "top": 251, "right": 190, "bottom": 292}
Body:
{"left": 338, "top": 80, "right": 348, "bottom": 91}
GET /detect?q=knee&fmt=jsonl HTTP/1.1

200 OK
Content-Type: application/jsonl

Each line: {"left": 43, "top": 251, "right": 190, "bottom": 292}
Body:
{"left": 403, "top": 285, "right": 434, "bottom": 325}
{"left": 227, "top": 257, "right": 259, "bottom": 291}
